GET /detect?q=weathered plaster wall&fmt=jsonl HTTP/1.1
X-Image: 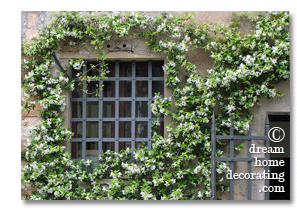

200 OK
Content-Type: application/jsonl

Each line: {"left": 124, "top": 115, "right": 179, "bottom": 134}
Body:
{"left": 21, "top": 11, "right": 290, "bottom": 200}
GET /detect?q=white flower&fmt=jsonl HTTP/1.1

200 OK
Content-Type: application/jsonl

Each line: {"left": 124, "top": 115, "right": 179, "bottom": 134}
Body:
{"left": 73, "top": 61, "right": 84, "bottom": 70}
{"left": 205, "top": 191, "right": 211, "bottom": 197}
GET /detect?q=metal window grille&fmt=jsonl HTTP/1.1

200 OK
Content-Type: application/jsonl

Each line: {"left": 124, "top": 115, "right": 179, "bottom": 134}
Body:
{"left": 70, "top": 60, "right": 164, "bottom": 164}
{"left": 210, "top": 112, "right": 270, "bottom": 200}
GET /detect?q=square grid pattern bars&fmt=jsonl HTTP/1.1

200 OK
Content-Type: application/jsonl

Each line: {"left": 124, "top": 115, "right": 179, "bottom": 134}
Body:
{"left": 70, "top": 61, "right": 164, "bottom": 164}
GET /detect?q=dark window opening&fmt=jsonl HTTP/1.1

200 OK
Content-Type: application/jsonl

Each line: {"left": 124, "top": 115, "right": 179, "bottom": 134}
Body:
{"left": 70, "top": 60, "right": 164, "bottom": 164}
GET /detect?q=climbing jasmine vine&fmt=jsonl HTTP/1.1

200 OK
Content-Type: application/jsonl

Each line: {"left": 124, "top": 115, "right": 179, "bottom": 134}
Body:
{"left": 21, "top": 11, "right": 289, "bottom": 200}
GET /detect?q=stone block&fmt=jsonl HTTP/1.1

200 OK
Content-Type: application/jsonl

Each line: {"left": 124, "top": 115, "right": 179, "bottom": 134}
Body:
{"left": 27, "top": 12, "right": 38, "bottom": 28}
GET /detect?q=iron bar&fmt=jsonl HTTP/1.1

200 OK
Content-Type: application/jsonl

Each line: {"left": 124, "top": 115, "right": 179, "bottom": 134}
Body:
{"left": 210, "top": 111, "right": 216, "bottom": 200}
{"left": 265, "top": 114, "right": 270, "bottom": 200}
{"left": 248, "top": 123, "right": 252, "bottom": 200}
{"left": 229, "top": 117, "right": 234, "bottom": 200}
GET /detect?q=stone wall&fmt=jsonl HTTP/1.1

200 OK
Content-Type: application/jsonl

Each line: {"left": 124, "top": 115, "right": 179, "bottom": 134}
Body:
{"left": 21, "top": 12, "right": 52, "bottom": 197}
{"left": 21, "top": 11, "right": 51, "bottom": 159}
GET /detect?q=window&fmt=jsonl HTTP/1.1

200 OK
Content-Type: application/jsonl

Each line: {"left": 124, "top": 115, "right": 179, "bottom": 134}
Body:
{"left": 70, "top": 60, "right": 164, "bottom": 164}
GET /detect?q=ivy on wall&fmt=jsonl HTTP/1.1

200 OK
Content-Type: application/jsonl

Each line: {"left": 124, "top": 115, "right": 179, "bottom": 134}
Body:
{"left": 21, "top": 11, "right": 289, "bottom": 200}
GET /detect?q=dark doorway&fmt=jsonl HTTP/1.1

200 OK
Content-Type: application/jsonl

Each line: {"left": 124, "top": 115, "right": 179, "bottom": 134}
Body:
{"left": 268, "top": 114, "right": 290, "bottom": 200}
